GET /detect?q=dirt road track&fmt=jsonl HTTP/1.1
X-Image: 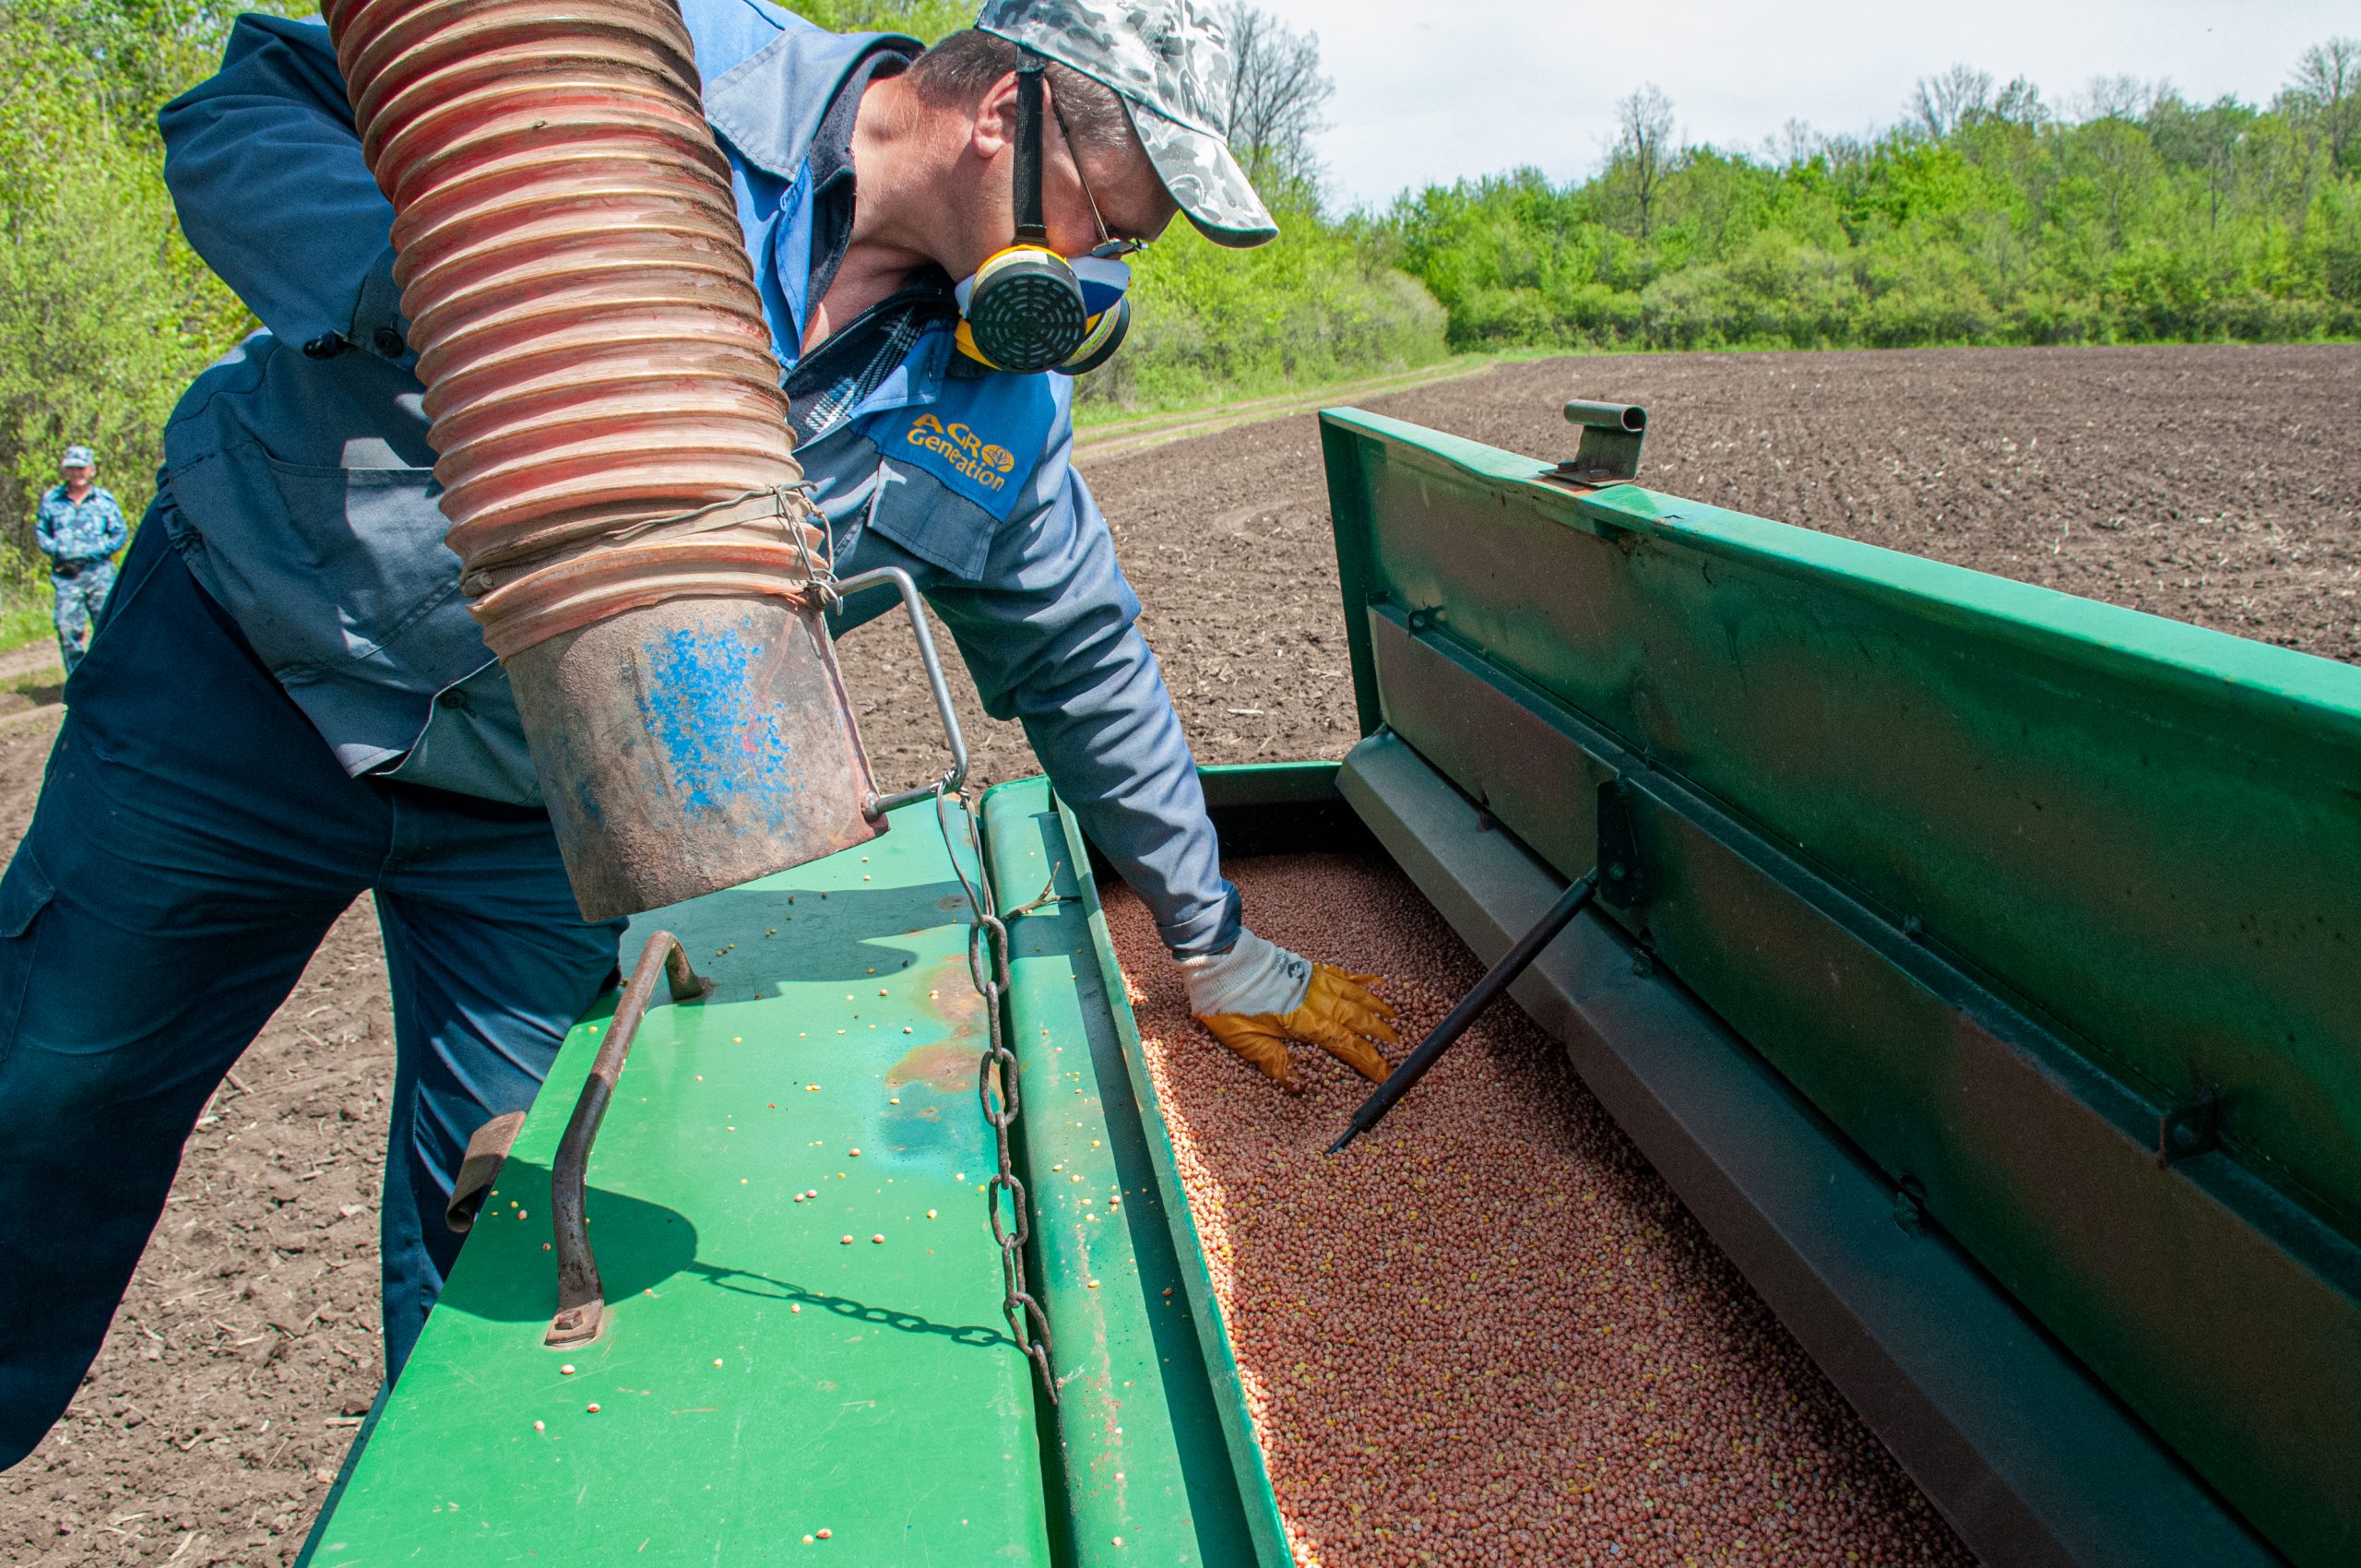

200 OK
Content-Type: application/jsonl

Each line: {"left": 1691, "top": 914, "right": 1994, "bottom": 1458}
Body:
{"left": 3, "top": 343, "right": 2353, "bottom": 1562}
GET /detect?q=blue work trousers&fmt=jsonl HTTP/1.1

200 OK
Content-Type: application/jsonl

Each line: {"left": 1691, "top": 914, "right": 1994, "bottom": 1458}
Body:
{"left": 51, "top": 560, "right": 114, "bottom": 677}
{"left": 0, "top": 517, "right": 623, "bottom": 1470}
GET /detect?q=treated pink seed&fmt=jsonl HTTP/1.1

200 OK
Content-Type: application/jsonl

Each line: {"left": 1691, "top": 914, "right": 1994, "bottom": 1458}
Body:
{"left": 1103, "top": 859, "right": 1972, "bottom": 1567}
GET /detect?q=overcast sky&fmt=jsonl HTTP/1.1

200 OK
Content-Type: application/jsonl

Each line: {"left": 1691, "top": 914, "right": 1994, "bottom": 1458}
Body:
{"left": 1276, "top": 0, "right": 2356, "bottom": 209}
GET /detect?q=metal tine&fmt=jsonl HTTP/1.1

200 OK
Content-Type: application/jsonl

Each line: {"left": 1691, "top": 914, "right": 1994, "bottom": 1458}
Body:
{"left": 1329, "top": 869, "right": 1600, "bottom": 1155}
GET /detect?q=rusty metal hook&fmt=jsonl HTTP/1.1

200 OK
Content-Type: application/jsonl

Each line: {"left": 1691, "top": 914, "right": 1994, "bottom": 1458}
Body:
{"left": 546, "top": 932, "right": 712, "bottom": 1348}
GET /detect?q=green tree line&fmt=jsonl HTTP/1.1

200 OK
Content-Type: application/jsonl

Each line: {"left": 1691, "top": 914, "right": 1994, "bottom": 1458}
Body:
{"left": 0, "top": 3, "right": 2352, "bottom": 635}
{"left": 1379, "top": 53, "right": 2361, "bottom": 352}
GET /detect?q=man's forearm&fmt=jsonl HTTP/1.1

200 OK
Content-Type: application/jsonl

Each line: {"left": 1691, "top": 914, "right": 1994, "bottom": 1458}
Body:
{"left": 1015, "top": 642, "right": 1239, "bottom": 957}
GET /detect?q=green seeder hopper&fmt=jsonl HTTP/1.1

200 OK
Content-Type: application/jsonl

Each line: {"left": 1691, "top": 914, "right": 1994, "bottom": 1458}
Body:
{"left": 297, "top": 402, "right": 2359, "bottom": 1567}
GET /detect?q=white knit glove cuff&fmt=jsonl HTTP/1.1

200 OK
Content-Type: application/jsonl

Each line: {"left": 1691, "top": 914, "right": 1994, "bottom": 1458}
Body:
{"left": 1178, "top": 931, "right": 1312, "bottom": 1018}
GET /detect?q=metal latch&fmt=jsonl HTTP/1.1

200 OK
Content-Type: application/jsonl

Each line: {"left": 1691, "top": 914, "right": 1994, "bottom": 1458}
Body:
{"left": 1550, "top": 400, "right": 1649, "bottom": 486}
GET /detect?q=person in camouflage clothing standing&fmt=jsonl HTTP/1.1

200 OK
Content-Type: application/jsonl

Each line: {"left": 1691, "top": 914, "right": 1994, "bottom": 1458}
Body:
{"left": 33, "top": 445, "right": 128, "bottom": 675}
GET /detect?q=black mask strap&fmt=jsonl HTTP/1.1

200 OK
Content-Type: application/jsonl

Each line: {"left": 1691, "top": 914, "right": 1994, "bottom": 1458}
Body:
{"left": 1013, "top": 50, "right": 1048, "bottom": 244}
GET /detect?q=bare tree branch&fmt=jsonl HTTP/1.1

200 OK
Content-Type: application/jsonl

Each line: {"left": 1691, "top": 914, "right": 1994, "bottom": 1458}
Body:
{"left": 1908, "top": 65, "right": 1993, "bottom": 138}
{"left": 2080, "top": 73, "right": 2159, "bottom": 123}
{"left": 1991, "top": 77, "right": 2048, "bottom": 127}
{"left": 1770, "top": 118, "right": 1822, "bottom": 167}
{"left": 1216, "top": 3, "right": 1333, "bottom": 191}
{"left": 2290, "top": 36, "right": 2359, "bottom": 168}
{"left": 1611, "top": 84, "right": 1677, "bottom": 238}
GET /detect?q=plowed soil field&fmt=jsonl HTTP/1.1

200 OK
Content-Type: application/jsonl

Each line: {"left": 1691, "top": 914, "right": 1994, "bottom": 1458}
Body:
{"left": 4, "top": 342, "right": 2353, "bottom": 1564}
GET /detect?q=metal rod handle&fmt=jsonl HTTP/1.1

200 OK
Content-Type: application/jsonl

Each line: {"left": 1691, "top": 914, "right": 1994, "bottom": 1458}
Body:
{"left": 836, "top": 566, "right": 970, "bottom": 818}
{"left": 1563, "top": 399, "right": 1647, "bottom": 434}
{"left": 546, "top": 932, "right": 711, "bottom": 1348}
{"left": 1329, "top": 869, "right": 1599, "bottom": 1155}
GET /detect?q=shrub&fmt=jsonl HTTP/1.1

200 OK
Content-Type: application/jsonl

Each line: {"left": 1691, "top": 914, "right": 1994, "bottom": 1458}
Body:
{"left": 1074, "top": 196, "right": 1449, "bottom": 414}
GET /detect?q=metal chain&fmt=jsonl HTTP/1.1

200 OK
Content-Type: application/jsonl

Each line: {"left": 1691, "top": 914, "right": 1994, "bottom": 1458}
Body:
{"left": 937, "top": 790, "right": 1058, "bottom": 1403}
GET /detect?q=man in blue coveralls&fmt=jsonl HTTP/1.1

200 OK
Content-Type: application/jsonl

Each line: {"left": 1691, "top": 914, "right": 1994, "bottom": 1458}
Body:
{"left": 32, "top": 445, "right": 129, "bottom": 676}
{"left": 0, "top": 0, "right": 1401, "bottom": 1467}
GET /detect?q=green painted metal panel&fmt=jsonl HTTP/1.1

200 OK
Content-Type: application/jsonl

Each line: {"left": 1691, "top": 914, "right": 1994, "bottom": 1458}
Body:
{"left": 1360, "top": 605, "right": 2345, "bottom": 1562}
{"left": 303, "top": 801, "right": 1053, "bottom": 1566}
{"left": 1068, "top": 769, "right": 1298, "bottom": 1562}
{"left": 978, "top": 778, "right": 1289, "bottom": 1568}
{"left": 1194, "top": 761, "right": 1374, "bottom": 861}
{"left": 1321, "top": 408, "right": 2361, "bottom": 1229}
{"left": 1318, "top": 407, "right": 2361, "bottom": 1565}
{"left": 1337, "top": 730, "right": 2282, "bottom": 1567}
{"left": 1194, "top": 759, "right": 1349, "bottom": 808}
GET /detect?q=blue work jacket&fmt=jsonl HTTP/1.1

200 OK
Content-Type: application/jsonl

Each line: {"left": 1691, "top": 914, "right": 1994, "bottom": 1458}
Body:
{"left": 154, "top": 0, "right": 1234, "bottom": 956}
{"left": 35, "top": 486, "right": 129, "bottom": 566}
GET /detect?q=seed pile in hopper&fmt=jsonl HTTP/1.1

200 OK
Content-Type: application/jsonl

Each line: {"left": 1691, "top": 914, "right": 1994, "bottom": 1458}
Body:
{"left": 1106, "top": 853, "right": 1974, "bottom": 1568}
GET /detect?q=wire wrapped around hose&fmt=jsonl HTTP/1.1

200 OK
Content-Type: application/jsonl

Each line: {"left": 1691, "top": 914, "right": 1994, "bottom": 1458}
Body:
{"left": 459, "top": 486, "right": 834, "bottom": 659}
{"left": 319, "top": 0, "right": 816, "bottom": 656}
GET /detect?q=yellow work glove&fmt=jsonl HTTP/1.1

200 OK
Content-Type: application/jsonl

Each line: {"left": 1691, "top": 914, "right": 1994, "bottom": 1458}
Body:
{"left": 1180, "top": 932, "right": 1399, "bottom": 1092}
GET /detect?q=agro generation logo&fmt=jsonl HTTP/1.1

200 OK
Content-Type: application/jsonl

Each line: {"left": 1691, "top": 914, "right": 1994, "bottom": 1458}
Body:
{"left": 907, "top": 412, "right": 1015, "bottom": 493}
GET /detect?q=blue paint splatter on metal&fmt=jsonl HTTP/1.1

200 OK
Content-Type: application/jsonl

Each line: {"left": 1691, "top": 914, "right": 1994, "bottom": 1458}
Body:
{"left": 641, "top": 618, "right": 800, "bottom": 823}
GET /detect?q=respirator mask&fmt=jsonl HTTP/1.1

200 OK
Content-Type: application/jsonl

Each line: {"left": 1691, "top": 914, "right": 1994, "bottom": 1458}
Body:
{"left": 954, "top": 51, "right": 1140, "bottom": 376}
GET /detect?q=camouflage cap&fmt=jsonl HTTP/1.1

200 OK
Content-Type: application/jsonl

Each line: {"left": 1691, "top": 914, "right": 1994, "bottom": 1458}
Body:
{"left": 975, "top": 0, "right": 1278, "bottom": 248}
{"left": 59, "top": 445, "right": 94, "bottom": 469}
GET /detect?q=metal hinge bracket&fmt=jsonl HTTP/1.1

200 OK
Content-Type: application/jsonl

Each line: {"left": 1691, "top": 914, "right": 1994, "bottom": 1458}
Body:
{"left": 1597, "top": 777, "right": 1646, "bottom": 908}
{"left": 1550, "top": 400, "right": 1650, "bottom": 487}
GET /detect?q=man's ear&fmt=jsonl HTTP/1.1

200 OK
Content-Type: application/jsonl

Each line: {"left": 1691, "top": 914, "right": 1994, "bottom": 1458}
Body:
{"left": 969, "top": 70, "right": 1022, "bottom": 161}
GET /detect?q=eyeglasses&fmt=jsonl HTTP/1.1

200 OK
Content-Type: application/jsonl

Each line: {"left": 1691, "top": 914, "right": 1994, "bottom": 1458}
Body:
{"left": 1049, "top": 91, "right": 1148, "bottom": 260}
